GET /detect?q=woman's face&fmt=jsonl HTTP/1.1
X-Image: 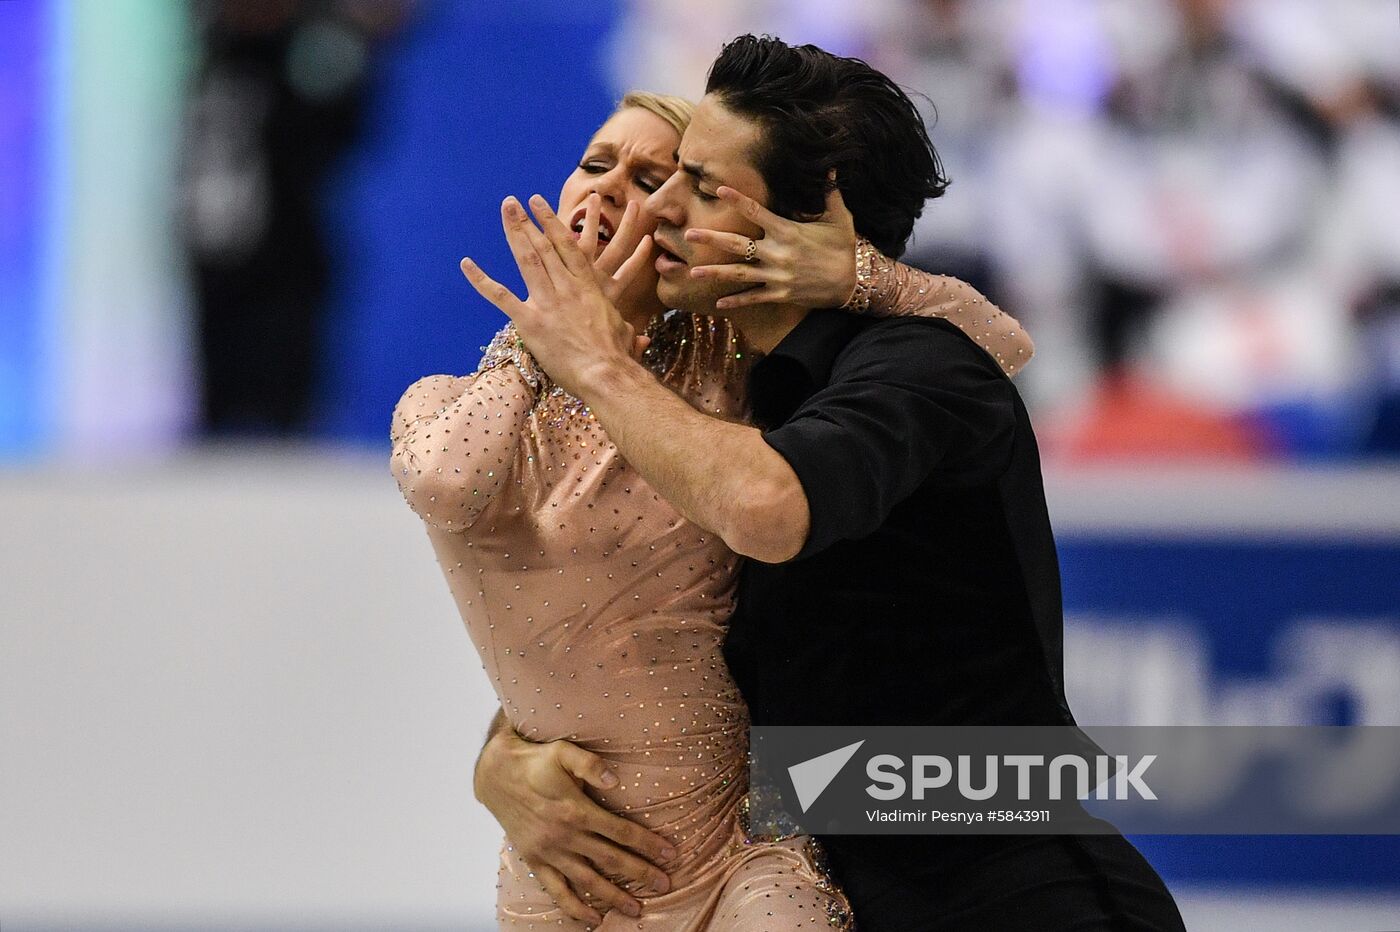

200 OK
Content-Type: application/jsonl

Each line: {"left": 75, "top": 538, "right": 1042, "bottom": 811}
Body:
{"left": 557, "top": 107, "right": 681, "bottom": 248}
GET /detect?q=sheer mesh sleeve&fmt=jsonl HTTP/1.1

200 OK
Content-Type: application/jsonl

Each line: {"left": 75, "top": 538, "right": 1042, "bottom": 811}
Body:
{"left": 844, "top": 238, "right": 1035, "bottom": 377}
{"left": 389, "top": 324, "right": 540, "bottom": 532}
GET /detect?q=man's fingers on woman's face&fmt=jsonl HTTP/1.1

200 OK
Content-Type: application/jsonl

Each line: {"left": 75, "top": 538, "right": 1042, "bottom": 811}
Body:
{"left": 529, "top": 194, "right": 592, "bottom": 279}
{"left": 612, "top": 199, "right": 641, "bottom": 247}
{"left": 598, "top": 201, "right": 642, "bottom": 275}
{"left": 500, "top": 198, "right": 556, "bottom": 292}
{"left": 510, "top": 197, "right": 573, "bottom": 285}
{"left": 614, "top": 235, "right": 653, "bottom": 293}
{"left": 532, "top": 862, "right": 602, "bottom": 925}
{"left": 581, "top": 192, "right": 601, "bottom": 259}
{"left": 558, "top": 856, "right": 642, "bottom": 918}
{"left": 460, "top": 257, "right": 525, "bottom": 316}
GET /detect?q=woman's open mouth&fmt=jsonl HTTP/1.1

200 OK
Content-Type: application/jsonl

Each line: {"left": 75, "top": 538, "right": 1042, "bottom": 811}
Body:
{"left": 568, "top": 207, "right": 614, "bottom": 245}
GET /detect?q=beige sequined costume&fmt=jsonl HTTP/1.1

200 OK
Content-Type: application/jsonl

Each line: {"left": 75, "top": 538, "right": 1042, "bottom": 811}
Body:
{"left": 390, "top": 269, "right": 1032, "bottom": 930}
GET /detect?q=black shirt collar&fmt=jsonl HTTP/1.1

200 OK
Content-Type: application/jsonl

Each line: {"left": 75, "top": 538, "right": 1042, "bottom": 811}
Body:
{"left": 760, "top": 308, "right": 867, "bottom": 386}
{"left": 749, "top": 309, "right": 867, "bottom": 429}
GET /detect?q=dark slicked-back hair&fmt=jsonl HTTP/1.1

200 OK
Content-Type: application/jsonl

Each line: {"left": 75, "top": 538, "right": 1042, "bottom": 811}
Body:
{"left": 705, "top": 34, "right": 948, "bottom": 259}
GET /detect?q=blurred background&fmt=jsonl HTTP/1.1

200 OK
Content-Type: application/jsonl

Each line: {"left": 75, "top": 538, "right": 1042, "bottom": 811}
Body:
{"left": 2, "top": 0, "right": 1398, "bottom": 929}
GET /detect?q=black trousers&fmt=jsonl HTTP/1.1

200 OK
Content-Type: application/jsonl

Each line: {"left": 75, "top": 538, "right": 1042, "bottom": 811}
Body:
{"left": 821, "top": 826, "right": 1186, "bottom": 931}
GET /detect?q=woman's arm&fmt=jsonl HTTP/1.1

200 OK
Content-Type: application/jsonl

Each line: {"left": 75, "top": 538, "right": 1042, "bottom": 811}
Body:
{"left": 389, "top": 324, "right": 540, "bottom": 531}
{"left": 846, "top": 238, "right": 1034, "bottom": 377}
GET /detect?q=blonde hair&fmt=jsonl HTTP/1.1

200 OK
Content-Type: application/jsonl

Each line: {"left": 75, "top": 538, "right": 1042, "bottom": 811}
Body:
{"left": 617, "top": 90, "right": 694, "bottom": 136}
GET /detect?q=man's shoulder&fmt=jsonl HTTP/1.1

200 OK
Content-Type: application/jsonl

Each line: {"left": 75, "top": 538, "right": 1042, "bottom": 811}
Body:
{"left": 841, "top": 311, "right": 975, "bottom": 340}
{"left": 831, "top": 312, "right": 1009, "bottom": 385}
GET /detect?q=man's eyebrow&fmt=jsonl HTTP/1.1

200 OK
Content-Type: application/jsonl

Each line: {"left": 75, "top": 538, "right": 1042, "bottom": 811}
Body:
{"left": 679, "top": 159, "right": 712, "bottom": 183}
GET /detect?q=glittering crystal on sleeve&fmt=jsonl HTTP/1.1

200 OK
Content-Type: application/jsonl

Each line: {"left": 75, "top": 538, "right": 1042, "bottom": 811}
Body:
{"left": 843, "top": 237, "right": 1036, "bottom": 377}
{"left": 476, "top": 322, "right": 546, "bottom": 390}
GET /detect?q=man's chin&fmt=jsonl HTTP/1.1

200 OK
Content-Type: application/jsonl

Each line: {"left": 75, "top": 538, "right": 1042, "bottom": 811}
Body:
{"left": 656, "top": 278, "right": 710, "bottom": 315}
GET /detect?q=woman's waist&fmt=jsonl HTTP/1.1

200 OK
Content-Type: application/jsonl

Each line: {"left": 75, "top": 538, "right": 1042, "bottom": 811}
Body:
{"left": 504, "top": 693, "right": 750, "bottom": 757}
{"left": 474, "top": 610, "right": 739, "bottom": 691}
{"left": 448, "top": 572, "right": 738, "bottom": 639}
{"left": 584, "top": 771, "right": 753, "bottom": 882}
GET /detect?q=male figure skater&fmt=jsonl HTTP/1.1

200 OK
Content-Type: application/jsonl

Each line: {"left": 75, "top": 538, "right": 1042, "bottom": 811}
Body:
{"left": 466, "top": 34, "right": 1185, "bottom": 931}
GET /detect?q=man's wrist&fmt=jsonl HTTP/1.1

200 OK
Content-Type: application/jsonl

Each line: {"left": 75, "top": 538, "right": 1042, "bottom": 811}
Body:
{"left": 576, "top": 352, "right": 653, "bottom": 405}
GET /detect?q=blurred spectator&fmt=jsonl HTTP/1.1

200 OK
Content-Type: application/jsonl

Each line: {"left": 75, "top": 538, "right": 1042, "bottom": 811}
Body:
{"left": 1233, "top": 0, "right": 1400, "bottom": 454}
{"left": 854, "top": 0, "right": 1398, "bottom": 460}
{"left": 872, "top": 0, "right": 1024, "bottom": 298}
{"left": 180, "top": 0, "right": 411, "bottom": 435}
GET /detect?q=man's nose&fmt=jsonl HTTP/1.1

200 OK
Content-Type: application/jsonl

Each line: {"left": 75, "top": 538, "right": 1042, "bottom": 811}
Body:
{"left": 646, "top": 172, "right": 684, "bottom": 226}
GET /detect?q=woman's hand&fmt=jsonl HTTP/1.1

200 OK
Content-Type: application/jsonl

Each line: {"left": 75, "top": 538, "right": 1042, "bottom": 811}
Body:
{"left": 474, "top": 726, "right": 676, "bottom": 925}
{"left": 683, "top": 182, "right": 857, "bottom": 312}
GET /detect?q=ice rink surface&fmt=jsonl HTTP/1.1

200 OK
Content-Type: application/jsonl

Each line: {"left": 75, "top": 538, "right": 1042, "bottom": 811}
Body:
{"left": 3, "top": 451, "right": 1399, "bottom": 930}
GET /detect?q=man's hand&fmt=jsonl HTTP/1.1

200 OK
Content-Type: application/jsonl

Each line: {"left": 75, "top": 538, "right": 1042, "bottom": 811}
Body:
{"left": 577, "top": 195, "right": 660, "bottom": 346}
{"left": 474, "top": 727, "right": 677, "bottom": 925}
{"left": 460, "top": 194, "right": 653, "bottom": 398}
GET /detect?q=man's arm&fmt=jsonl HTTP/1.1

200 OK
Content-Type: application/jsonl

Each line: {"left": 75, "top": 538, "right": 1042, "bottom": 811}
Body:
{"left": 582, "top": 357, "right": 811, "bottom": 563}
{"left": 579, "top": 317, "right": 1017, "bottom": 564}
{"left": 459, "top": 194, "right": 813, "bottom": 561}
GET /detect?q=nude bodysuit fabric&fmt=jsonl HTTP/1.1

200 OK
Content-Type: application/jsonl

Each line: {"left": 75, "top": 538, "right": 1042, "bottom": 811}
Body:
{"left": 391, "top": 276, "right": 1032, "bottom": 930}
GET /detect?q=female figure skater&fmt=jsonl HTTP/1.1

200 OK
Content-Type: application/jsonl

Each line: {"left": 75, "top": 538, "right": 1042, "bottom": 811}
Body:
{"left": 391, "top": 91, "right": 1033, "bottom": 929}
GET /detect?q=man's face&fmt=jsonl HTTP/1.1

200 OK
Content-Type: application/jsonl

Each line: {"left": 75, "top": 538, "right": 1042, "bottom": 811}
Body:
{"left": 645, "top": 95, "right": 770, "bottom": 316}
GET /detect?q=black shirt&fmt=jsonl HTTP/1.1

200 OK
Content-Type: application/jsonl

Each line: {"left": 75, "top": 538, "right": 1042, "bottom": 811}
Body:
{"left": 723, "top": 309, "right": 1076, "bottom": 730}
{"left": 720, "top": 312, "right": 1190, "bottom": 930}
